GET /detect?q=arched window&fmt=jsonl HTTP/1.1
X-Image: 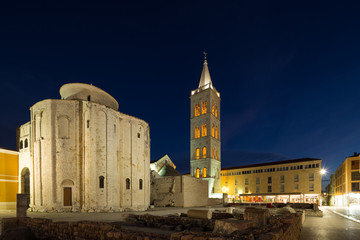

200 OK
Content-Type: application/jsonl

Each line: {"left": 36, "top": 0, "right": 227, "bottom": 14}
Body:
{"left": 212, "top": 103, "right": 215, "bottom": 115}
{"left": 212, "top": 148, "right": 215, "bottom": 158}
{"left": 195, "top": 104, "right": 200, "bottom": 117}
{"left": 126, "top": 178, "right": 130, "bottom": 190}
{"left": 202, "top": 168, "right": 207, "bottom": 178}
{"left": 215, "top": 127, "right": 218, "bottom": 139}
{"left": 212, "top": 125, "right": 215, "bottom": 137}
{"left": 195, "top": 168, "right": 200, "bottom": 178}
{"left": 20, "top": 140, "right": 23, "bottom": 149}
{"left": 195, "top": 127, "right": 200, "bottom": 138}
{"left": 215, "top": 107, "right": 218, "bottom": 117}
{"left": 24, "top": 139, "right": 28, "bottom": 148}
{"left": 195, "top": 148, "right": 200, "bottom": 159}
{"left": 215, "top": 150, "right": 218, "bottom": 160}
{"left": 202, "top": 124, "right": 207, "bottom": 136}
{"left": 99, "top": 176, "right": 104, "bottom": 188}
{"left": 202, "top": 101, "right": 207, "bottom": 114}
{"left": 139, "top": 179, "right": 143, "bottom": 190}
{"left": 202, "top": 147, "right": 207, "bottom": 158}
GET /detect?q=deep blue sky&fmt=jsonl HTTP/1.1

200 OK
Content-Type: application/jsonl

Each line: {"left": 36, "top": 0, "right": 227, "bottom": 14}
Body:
{"left": 1, "top": 1, "right": 360, "bottom": 178}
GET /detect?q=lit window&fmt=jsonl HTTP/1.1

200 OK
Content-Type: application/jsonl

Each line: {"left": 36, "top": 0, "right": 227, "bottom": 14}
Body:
{"left": 202, "top": 147, "right": 207, "bottom": 158}
{"left": 195, "top": 127, "right": 200, "bottom": 138}
{"left": 195, "top": 148, "right": 200, "bottom": 159}
{"left": 202, "top": 101, "right": 207, "bottom": 114}
{"left": 215, "top": 127, "right": 218, "bottom": 139}
{"left": 215, "top": 107, "right": 218, "bottom": 117}
{"left": 202, "top": 168, "right": 207, "bottom": 178}
{"left": 212, "top": 103, "right": 215, "bottom": 115}
{"left": 196, "top": 168, "right": 200, "bottom": 178}
{"left": 212, "top": 125, "right": 215, "bottom": 137}
{"left": 202, "top": 124, "right": 207, "bottom": 136}
{"left": 215, "top": 150, "right": 218, "bottom": 160}
{"left": 195, "top": 104, "right": 200, "bottom": 117}
{"left": 212, "top": 148, "right": 215, "bottom": 158}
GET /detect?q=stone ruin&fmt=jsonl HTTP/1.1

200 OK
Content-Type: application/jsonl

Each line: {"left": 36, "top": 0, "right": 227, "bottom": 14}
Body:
{"left": 1, "top": 206, "right": 306, "bottom": 240}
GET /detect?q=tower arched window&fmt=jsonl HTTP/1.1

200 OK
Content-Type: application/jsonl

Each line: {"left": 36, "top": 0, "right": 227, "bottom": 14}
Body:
{"left": 195, "top": 148, "right": 200, "bottom": 159}
{"left": 215, "top": 107, "right": 218, "bottom": 117}
{"left": 20, "top": 140, "right": 23, "bottom": 149}
{"left": 212, "top": 125, "right": 215, "bottom": 137}
{"left": 126, "top": 178, "right": 130, "bottom": 190}
{"left": 202, "top": 147, "right": 207, "bottom": 158}
{"left": 24, "top": 139, "right": 28, "bottom": 148}
{"left": 195, "top": 127, "right": 200, "bottom": 138}
{"left": 215, "top": 150, "right": 218, "bottom": 160}
{"left": 202, "top": 124, "right": 207, "bottom": 136}
{"left": 99, "top": 176, "right": 104, "bottom": 188}
{"left": 195, "top": 104, "right": 200, "bottom": 117}
{"left": 139, "top": 179, "right": 143, "bottom": 190}
{"left": 202, "top": 168, "right": 207, "bottom": 178}
{"left": 212, "top": 103, "right": 215, "bottom": 115}
{"left": 215, "top": 127, "right": 218, "bottom": 139}
{"left": 195, "top": 168, "right": 200, "bottom": 178}
{"left": 212, "top": 148, "right": 215, "bottom": 158}
{"left": 202, "top": 101, "right": 207, "bottom": 114}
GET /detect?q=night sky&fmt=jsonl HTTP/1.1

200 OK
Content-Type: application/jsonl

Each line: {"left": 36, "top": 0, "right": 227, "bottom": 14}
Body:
{"left": 1, "top": 1, "right": 360, "bottom": 178}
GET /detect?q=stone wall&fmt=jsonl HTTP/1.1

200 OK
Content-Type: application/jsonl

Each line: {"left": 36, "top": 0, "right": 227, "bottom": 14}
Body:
{"left": 152, "top": 176, "right": 208, "bottom": 207}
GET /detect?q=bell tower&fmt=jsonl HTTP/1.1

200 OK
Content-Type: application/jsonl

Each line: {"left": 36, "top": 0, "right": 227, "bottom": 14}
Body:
{"left": 190, "top": 52, "right": 221, "bottom": 195}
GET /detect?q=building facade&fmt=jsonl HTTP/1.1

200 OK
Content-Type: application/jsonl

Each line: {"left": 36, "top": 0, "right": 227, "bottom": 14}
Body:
{"left": 190, "top": 55, "right": 221, "bottom": 195}
{"left": 334, "top": 153, "right": 360, "bottom": 207}
{"left": 18, "top": 83, "right": 150, "bottom": 212}
{"left": 0, "top": 148, "right": 19, "bottom": 210}
{"left": 221, "top": 158, "right": 322, "bottom": 204}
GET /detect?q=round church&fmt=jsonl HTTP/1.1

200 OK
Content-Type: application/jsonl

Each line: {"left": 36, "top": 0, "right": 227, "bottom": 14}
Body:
{"left": 18, "top": 83, "right": 150, "bottom": 212}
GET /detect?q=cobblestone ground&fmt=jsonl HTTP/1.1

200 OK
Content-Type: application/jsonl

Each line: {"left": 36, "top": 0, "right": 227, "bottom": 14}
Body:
{"left": 300, "top": 207, "right": 360, "bottom": 240}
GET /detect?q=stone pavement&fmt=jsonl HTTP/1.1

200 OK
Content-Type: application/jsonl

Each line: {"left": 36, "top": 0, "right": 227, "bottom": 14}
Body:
{"left": 300, "top": 207, "right": 360, "bottom": 240}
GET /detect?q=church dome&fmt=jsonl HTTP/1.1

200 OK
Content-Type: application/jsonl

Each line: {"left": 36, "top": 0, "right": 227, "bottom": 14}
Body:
{"left": 59, "top": 83, "right": 119, "bottom": 110}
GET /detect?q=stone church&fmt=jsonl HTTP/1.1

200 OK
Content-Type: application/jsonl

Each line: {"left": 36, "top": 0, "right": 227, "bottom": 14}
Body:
{"left": 18, "top": 83, "right": 150, "bottom": 212}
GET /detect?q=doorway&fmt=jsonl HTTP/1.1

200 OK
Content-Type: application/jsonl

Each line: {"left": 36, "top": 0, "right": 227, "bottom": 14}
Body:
{"left": 63, "top": 187, "right": 72, "bottom": 206}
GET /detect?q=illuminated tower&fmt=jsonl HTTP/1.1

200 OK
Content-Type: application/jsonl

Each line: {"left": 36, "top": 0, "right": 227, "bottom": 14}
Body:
{"left": 190, "top": 52, "right": 221, "bottom": 195}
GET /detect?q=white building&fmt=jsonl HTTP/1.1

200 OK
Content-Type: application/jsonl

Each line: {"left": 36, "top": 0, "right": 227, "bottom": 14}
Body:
{"left": 18, "top": 83, "right": 150, "bottom": 212}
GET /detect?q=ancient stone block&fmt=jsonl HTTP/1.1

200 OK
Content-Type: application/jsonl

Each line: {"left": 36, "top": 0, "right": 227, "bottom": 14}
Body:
{"left": 187, "top": 209, "right": 213, "bottom": 220}
{"left": 244, "top": 207, "right": 270, "bottom": 227}
{"left": 213, "top": 219, "right": 254, "bottom": 235}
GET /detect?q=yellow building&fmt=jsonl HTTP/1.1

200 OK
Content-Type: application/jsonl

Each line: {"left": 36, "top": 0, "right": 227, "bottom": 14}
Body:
{"left": 221, "top": 158, "right": 322, "bottom": 204}
{"left": 0, "top": 148, "right": 19, "bottom": 210}
{"left": 334, "top": 153, "right": 360, "bottom": 207}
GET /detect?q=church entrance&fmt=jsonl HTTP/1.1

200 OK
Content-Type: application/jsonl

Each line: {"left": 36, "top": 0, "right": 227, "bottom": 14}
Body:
{"left": 63, "top": 187, "right": 72, "bottom": 206}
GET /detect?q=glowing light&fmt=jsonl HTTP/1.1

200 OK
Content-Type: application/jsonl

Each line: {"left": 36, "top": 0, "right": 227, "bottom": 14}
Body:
{"left": 320, "top": 169, "right": 327, "bottom": 175}
{"left": 238, "top": 190, "right": 243, "bottom": 194}
{"left": 222, "top": 186, "right": 229, "bottom": 193}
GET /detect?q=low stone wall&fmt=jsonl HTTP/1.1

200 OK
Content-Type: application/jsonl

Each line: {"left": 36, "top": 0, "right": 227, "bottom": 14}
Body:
{"left": 1, "top": 217, "right": 169, "bottom": 240}
{"left": 1, "top": 210, "right": 304, "bottom": 240}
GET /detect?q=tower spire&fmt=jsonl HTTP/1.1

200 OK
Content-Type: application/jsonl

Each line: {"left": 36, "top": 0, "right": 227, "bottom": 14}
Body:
{"left": 198, "top": 52, "right": 212, "bottom": 88}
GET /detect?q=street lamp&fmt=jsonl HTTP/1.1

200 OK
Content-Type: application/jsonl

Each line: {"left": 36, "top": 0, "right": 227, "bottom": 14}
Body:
{"left": 320, "top": 169, "right": 327, "bottom": 175}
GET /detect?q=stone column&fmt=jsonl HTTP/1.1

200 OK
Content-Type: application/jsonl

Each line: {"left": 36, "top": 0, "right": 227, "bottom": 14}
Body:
{"left": 17, "top": 194, "right": 29, "bottom": 217}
